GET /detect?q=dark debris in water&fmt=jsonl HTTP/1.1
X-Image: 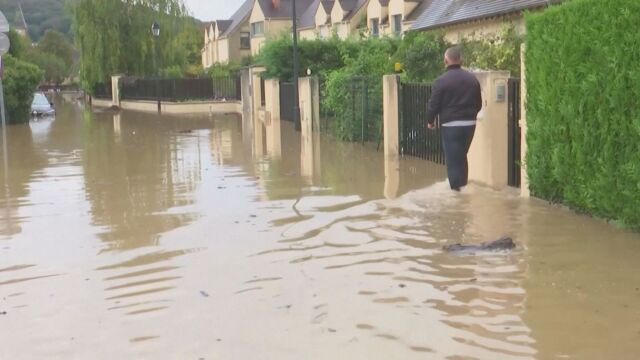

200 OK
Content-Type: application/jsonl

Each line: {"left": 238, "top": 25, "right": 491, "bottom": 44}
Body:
{"left": 200, "top": 291, "right": 210, "bottom": 298}
{"left": 0, "top": 311, "right": 7, "bottom": 315}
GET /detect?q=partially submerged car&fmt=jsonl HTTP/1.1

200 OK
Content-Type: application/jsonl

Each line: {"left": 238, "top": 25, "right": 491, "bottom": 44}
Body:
{"left": 31, "top": 92, "right": 55, "bottom": 116}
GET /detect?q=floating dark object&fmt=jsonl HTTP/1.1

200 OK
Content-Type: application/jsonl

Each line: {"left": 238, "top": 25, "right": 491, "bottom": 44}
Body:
{"left": 443, "top": 237, "right": 515, "bottom": 253}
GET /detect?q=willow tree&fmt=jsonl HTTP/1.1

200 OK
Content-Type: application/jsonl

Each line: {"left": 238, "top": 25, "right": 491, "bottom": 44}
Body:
{"left": 70, "top": 0, "right": 198, "bottom": 92}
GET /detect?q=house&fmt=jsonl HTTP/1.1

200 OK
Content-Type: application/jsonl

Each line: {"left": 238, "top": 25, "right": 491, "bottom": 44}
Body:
{"left": 330, "top": 0, "right": 369, "bottom": 39}
{"left": 201, "top": 22, "right": 216, "bottom": 69}
{"left": 216, "top": 1, "right": 253, "bottom": 63}
{"left": 249, "top": 0, "right": 316, "bottom": 56}
{"left": 410, "top": 0, "right": 561, "bottom": 43}
{"left": 366, "top": 0, "right": 390, "bottom": 37}
{"left": 200, "top": 0, "right": 252, "bottom": 68}
{"left": 298, "top": 0, "right": 335, "bottom": 40}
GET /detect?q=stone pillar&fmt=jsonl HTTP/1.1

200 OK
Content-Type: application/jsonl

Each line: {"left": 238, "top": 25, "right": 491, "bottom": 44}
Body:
{"left": 240, "top": 68, "right": 253, "bottom": 143}
{"left": 383, "top": 74, "right": 400, "bottom": 159}
{"left": 468, "top": 71, "right": 511, "bottom": 189}
{"left": 251, "top": 66, "right": 265, "bottom": 158}
{"left": 384, "top": 155, "right": 400, "bottom": 200}
{"left": 264, "top": 79, "right": 282, "bottom": 158}
{"left": 520, "top": 44, "right": 530, "bottom": 198}
{"left": 311, "top": 77, "right": 320, "bottom": 133}
{"left": 298, "top": 76, "right": 319, "bottom": 132}
{"left": 299, "top": 76, "right": 318, "bottom": 182}
{"left": 111, "top": 75, "right": 122, "bottom": 108}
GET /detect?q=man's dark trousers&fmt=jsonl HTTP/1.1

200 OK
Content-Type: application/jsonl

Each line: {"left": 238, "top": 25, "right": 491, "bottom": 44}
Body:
{"left": 442, "top": 125, "right": 476, "bottom": 190}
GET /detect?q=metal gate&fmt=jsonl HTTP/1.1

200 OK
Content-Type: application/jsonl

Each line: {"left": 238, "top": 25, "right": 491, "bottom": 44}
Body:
{"left": 399, "top": 82, "right": 445, "bottom": 164}
{"left": 508, "top": 78, "right": 521, "bottom": 187}
{"left": 279, "top": 81, "right": 295, "bottom": 122}
{"left": 348, "top": 76, "right": 372, "bottom": 143}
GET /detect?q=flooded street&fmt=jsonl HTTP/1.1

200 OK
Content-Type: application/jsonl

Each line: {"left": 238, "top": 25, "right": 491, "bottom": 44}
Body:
{"left": 1, "top": 95, "right": 640, "bottom": 360}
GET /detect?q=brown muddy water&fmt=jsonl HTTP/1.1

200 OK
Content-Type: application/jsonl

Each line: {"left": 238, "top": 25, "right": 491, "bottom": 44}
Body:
{"left": 1, "top": 95, "right": 640, "bottom": 360}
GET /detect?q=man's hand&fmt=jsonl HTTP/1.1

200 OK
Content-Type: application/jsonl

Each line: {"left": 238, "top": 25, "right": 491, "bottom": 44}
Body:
{"left": 427, "top": 122, "right": 435, "bottom": 130}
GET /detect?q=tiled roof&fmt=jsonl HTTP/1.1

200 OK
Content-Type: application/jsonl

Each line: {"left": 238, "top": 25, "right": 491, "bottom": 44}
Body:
{"left": 406, "top": 0, "right": 435, "bottom": 22}
{"left": 299, "top": 0, "right": 321, "bottom": 29}
{"left": 258, "top": 0, "right": 316, "bottom": 19}
{"left": 321, "top": 0, "right": 335, "bottom": 13}
{"left": 336, "top": 0, "right": 369, "bottom": 21}
{"left": 201, "top": 21, "right": 215, "bottom": 33}
{"left": 216, "top": 20, "right": 233, "bottom": 34}
{"left": 219, "top": 0, "right": 253, "bottom": 38}
{"left": 411, "top": 0, "right": 560, "bottom": 31}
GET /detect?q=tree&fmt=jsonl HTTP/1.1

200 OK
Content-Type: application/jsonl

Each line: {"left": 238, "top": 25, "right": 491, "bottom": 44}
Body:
{"left": 7, "top": 28, "right": 27, "bottom": 59}
{"left": 29, "top": 51, "right": 68, "bottom": 85}
{"left": 2, "top": 55, "right": 44, "bottom": 123}
{"left": 38, "top": 30, "right": 74, "bottom": 66}
{"left": 70, "top": 0, "right": 199, "bottom": 92}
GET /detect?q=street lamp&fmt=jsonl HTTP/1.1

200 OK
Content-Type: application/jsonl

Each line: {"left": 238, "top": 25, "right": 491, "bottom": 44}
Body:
{"left": 151, "top": 21, "right": 160, "bottom": 112}
{"left": 151, "top": 21, "right": 160, "bottom": 37}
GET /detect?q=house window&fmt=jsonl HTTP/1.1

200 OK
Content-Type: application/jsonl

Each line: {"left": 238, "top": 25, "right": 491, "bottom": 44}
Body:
{"left": 251, "top": 22, "right": 264, "bottom": 37}
{"left": 393, "top": 14, "right": 402, "bottom": 34}
{"left": 370, "top": 18, "right": 379, "bottom": 37}
{"left": 240, "top": 32, "right": 250, "bottom": 49}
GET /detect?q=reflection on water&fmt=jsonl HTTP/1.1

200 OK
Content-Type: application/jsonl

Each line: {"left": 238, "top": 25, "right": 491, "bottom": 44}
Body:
{"left": 1, "top": 95, "right": 640, "bottom": 359}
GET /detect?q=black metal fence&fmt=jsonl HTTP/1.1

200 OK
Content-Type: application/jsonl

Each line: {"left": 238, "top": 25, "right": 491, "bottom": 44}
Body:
{"left": 399, "top": 82, "right": 445, "bottom": 164}
{"left": 326, "top": 76, "right": 381, "bottom": 143}
{"left": 508, "top": 78, "right": 522, "bottom": 187}
{"left": 279, "top": 81, "right": 295, "bottom": 121}
{"left": 120, "top": 76, "right": 241, "bottom": 102}
{"left": 93, "top": 80, "right": 112, "bottom": 99}
{"left": 259, "top": 78, "right": 266, "bottom": 107}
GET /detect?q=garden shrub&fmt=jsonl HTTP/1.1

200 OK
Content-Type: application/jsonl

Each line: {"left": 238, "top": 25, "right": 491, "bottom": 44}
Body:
{"left": 462, "top": 24, "right": 523, "bottom": 76}
{"left": 525, "top": 0, "right": 640, "bottom": 228}
{"left": 394, "top": 31, "right": 450, "bottom": 83}
{"left": 324, "top": 38, "right": 399, "bottom": 141}
{"left": 3, "top": 55, "right": 45, "bottom": 124}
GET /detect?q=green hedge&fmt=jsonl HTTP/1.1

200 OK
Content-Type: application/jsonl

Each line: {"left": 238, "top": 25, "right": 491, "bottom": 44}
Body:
{"left": 3, "top": 55, "right": 44, "bottom": 124}
{"left": 525, "top": 0, "right": 640, "bottom": 228}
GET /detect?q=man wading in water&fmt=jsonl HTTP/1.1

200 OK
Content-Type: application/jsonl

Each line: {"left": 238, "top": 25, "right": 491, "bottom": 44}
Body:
{"left": 426, "top": 46, "right": 482, "bottom": 191}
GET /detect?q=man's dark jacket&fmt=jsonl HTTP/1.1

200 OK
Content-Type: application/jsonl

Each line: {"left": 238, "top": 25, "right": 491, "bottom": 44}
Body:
{"left": 426, "top": 64, "right": 482, "bottom": 125}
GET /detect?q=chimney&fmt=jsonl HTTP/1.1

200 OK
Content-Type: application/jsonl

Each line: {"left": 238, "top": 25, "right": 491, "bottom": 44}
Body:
{"left": 272, "top": 0, "right": 281, "bottom": 8}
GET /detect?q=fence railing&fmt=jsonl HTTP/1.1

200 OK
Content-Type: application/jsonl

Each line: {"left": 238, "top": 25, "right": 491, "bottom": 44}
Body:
{"left": 93, "top": 80, "right": 112, "bottom": 99}
{"left": 507, "top": 77, "right": 522, "bottom": 187}
{"left": 319, "top": 76, "right": 381, "bottom": 143}
{"left": 120, "top": 76, "right": 241, "bottom": 102}
{"left": 399, "top": 82, "right": 445, "bottom": 164}
{"left": 279, "top": 81, "right": 295, "bottom": 121}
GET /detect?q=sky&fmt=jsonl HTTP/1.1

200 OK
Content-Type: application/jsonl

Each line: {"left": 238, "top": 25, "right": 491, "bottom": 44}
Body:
{"left": 183, "top": 0, "right": 239, "bottom": 22}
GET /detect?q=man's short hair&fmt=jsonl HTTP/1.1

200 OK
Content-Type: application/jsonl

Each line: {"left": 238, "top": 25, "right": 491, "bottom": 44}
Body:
{"left": 445, "top": 46, "right": 462, "bottom": 63}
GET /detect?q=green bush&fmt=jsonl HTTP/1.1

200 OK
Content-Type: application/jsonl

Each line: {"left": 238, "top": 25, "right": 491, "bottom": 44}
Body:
{"left": 257, "top": 35, "right": 345, "bottom": 82}
{"left": 3, "top": 55, "right": 44, "bottom": 124}
{"left": 205, "top": 62, "right": 241, "bottom": 78}
{"left": 324, "top": 38, "right": 399, "bottom": 141}
{"left": 394, "top": 31, "right": 450, "bottom": 82}
{"left": 525, "top": 0, "right": 640, "bottom": 228}
{"left": 28, "top": 51, "right": 69, "bottom": 85}
{"left": 463, "top": 24, "right": 523, "bottom": 76}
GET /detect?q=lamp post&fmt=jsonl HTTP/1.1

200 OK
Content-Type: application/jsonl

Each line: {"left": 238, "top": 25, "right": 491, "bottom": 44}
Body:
{"left": 152, "top": 21, "right": 160, "bottom": 113}
{"left": 292, "top": 0, "right": 301, "bottom": 131}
